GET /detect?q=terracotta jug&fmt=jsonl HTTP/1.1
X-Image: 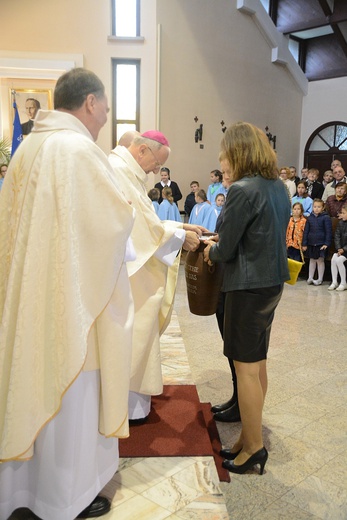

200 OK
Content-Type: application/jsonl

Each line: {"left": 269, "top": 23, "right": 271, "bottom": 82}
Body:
{"left": 185, "top": 237, "right": 224, "bottom": 316}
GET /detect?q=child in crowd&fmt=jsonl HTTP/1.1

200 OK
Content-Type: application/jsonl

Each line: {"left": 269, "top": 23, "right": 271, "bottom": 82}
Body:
{"left": 322, "top": 169, "right": 334, "bottom": 188}
{"left": 302, "top": 198, "right": 332, "bottom": 285}
{"left": 206, "top": 169, "right": 224, "bottom": 204}
{"left": 291, "top": 181, "right": 313, "bottom": 216}
{"left": 204, "top": 193, "right": 225, "bottom": 232}
{"left": 184, "top": 180, "right": 200, "bottom": 217}
{"left": 157, "top": 186, "right": 182, "bottom": 222}
{"left": 188, "top": 189, "right": 212, "bottom": 225}
{"left": 328, "top": 203, "right": 347, "bottom": 291}
{"left": 148, "top": 187, "right": 160, "bottom": 215}
{"left": 286, "top": 202, "right": 306, "bottom": 261}
{"left": 306, "top": 168, "right": 324, "bottom": 199}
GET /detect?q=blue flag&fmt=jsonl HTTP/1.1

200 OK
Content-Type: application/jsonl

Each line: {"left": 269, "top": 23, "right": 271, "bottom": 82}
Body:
{"left": 11, "top": 101, "right": 23, "bottom": 156}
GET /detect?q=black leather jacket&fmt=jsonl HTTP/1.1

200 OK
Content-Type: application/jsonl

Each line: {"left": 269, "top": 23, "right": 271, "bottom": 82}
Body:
{"left": 209, "top": 174, "right": 290, "bottom": 291}
{"left": 334, "top": 219, "right": 347, "bottom": 252}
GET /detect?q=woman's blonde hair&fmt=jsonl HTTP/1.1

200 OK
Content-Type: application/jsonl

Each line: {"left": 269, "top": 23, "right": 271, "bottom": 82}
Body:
{"left": 220, "top": 122, "right": 278, "bottom": 181}
{"left": 279, "top": 166, "right": 290, "bottom": 177}
{"left": 162, "top": 186, "right": 174, "bottom": 204}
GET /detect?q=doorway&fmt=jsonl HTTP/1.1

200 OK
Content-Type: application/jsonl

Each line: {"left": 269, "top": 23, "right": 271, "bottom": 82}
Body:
{"left": 304, "top": 121, "right": 347, "bottom": 180}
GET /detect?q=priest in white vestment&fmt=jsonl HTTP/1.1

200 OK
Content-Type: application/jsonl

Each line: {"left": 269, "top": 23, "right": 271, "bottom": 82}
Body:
{"left": 0, "top": 69, "right": 135, "bottom": 520}
{"left": 109, "top": 131, "right": 202, "bottom": 421}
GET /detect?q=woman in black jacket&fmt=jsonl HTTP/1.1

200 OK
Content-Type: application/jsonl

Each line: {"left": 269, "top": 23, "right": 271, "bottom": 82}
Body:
{"left": 204, "top": 122, "right": 290, "bottom": 475}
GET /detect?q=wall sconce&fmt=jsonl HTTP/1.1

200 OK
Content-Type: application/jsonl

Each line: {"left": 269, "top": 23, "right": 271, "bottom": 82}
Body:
{"left": 194, "top": 117, "right": 203, "bottom": 143}
{"left": 220, "top": 120, "right": 227, "bottom": 133}
{"left": 265, "top": 126, "right": 276, "bottom": 150}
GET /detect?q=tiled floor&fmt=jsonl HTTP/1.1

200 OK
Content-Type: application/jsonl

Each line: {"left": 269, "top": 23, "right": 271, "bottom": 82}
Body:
{"left": 9, "top": 263, "right": 347, "bottom": 519}
{"left": 174, "top": 263, "right": 347, "bottom": 520}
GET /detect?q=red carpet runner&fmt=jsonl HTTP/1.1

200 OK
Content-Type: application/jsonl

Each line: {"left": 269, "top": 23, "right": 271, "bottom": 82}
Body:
{"left": 119, "top": 385, "right": 230, "bottom": 482}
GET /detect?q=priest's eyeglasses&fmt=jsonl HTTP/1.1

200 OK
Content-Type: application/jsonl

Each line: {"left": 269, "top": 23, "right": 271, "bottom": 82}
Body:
{"left": 147, "top": 146, "right": 162, "bottom": 169}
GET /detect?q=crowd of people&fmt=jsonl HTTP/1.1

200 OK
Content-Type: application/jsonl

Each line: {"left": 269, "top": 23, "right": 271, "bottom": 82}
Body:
{"left": 147, "top": 167, "right": 230, "bottom": 231}
{"left": 282, "top": 160, "right": 347, "bottom": 290}
{"left": 152, "top": 157, "right": 347, "bottom": 290}
{"left": 0, "top": 67, "right": 346, "bottom": 520}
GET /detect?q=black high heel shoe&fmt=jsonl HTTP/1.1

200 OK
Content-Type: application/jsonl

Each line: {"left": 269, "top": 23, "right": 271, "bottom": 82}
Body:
{"left": 222, "top": 447, "right": 268, "bottom": 475}
{"left": 213, "top": 402, "right": 241, "bottom": 423}
{"left": 220, "top": 447, "right": 242, "bottom": 460}
{"left": 211, "top": 397, "right": 236, "bottom": 414}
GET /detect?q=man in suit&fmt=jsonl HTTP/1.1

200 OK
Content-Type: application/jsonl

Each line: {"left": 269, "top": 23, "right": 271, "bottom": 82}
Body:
{"left": 21, "top": 98, "right": 41, "bottom": 135}
{"left": 322, "top": 165, "right": 346, "bottom": 201}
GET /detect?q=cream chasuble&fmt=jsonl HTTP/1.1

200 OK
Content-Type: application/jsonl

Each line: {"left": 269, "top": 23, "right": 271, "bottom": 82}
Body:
{"left": 0, "top": 111, "right": 135, "bottom": 462}
{"left": 108, "top": 146, "right": 183, "bottom": 395}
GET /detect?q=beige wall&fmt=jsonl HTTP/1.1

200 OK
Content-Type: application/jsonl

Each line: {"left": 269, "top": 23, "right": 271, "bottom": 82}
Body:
{"left": 157, "top": 0, "right": 304, "bottom": 208}
{"left": 0, "top": 0, "right": 158, "bottom": 154}
{"left": 1, "top": 0, "right": 306, "bottom": 209}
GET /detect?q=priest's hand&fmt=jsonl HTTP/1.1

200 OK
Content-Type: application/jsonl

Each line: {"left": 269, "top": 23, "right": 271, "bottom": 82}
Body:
{"left": 183, "top": 230, "right": 200, "bottom": 251}
{"left": 183, "top": 224, "right": 208, "bottom": 236}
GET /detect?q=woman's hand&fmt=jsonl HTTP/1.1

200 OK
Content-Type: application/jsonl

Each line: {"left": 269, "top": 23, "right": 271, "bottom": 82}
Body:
{"left": 337, "top": 248, "right": 344, "bottom": 256}
{"left": 320, "top": 245, "right": 327, "bottom": 250}
{"left": 203, "top": 240, "right": 215, "bottom": 266}
{"left": 207, "top": 234, "right": 219, "bottom": 243}
{"left": 302, "top": 246, "right": 307, "bottom": 251}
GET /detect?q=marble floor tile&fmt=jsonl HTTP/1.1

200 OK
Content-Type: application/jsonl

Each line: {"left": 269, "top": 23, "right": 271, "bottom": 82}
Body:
{"left": 281, "top": 475, "right": 347, "bottom": 520}
{"left": 313, "top": 449, "right": 347, "bottom": 489}
{"left": 253, "top": 498, "right": 319, "bottom": 519}
{"left": 173, "top": 494, "right": 229, "bottom": 519}
{"left": 220, "top": 479, "right": 277, "bottom": 519}
{"left": 112, "top": 457, "right": 196, "bottom": 494}
{"left": 171, "top": 457, "right": 222, "bottom": 495}
{"left": 141, "top": 477, "right": 202, "bottom": 513}
{"left": 262, "top": 409, "right": 314, "bottom": 437}
{"left": 267, "top": 393, "right": 336, "bottom": 421}
{"left": 107, "top": 493, "right": 172, "bottom": 520}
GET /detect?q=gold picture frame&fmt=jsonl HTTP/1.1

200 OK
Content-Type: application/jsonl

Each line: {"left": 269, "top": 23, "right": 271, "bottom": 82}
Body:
{"left": 9, "top": 88, "right": 53, "bottom": 137}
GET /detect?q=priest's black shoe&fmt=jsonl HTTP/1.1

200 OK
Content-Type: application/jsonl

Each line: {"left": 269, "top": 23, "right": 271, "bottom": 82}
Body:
{"left": 222, "top": 447, "right": 268, "bottom": 475}
{"left": 77, "top": 496, "right": 111, "bottom": 518}
{"left": 129, "top": 416, "right": 148, "bottom": 426}
{"left": 213, "top": 402, "right": 241, "bottom": 422}
{"left": 211, "top": 397, "right": 235, "bottom": 414}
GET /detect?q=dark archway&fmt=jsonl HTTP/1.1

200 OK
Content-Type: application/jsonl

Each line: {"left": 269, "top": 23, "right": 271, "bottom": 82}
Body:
{"left": 304, "top": 121, "right": 347, "bottom": 181}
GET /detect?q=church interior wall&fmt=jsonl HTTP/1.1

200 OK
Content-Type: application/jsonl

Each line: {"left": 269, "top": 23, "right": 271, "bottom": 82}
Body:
{"left": 0, "top": 0, "right": 158, "bottom": 156}
{"left": 0, "top": 0, "right": 345, "bottom": 209}
{"left": 156, "top": 0, "right": 304, "bottom": 204}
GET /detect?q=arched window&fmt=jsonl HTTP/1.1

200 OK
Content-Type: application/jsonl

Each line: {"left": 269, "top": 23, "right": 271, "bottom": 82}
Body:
{"left": 304, "top": 121, "right": 347, "bottom": 179}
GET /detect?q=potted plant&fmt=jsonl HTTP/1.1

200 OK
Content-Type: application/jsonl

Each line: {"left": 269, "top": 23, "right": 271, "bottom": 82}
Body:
{"left": 0, "top": 138, "right": 11, "bottom": 165}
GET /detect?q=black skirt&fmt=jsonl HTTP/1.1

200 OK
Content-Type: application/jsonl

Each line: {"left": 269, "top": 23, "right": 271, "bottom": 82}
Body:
{"left": 307, "top": 245, "right": 328, "bottom": 259}
{"left": 223, "top": 285, "right": 283, "bottom": 363}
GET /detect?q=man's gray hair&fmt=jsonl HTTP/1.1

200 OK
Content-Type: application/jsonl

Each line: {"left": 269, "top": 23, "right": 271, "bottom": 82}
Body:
{"left": 54, "top": 68, "right": 105, "bottom": 111}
